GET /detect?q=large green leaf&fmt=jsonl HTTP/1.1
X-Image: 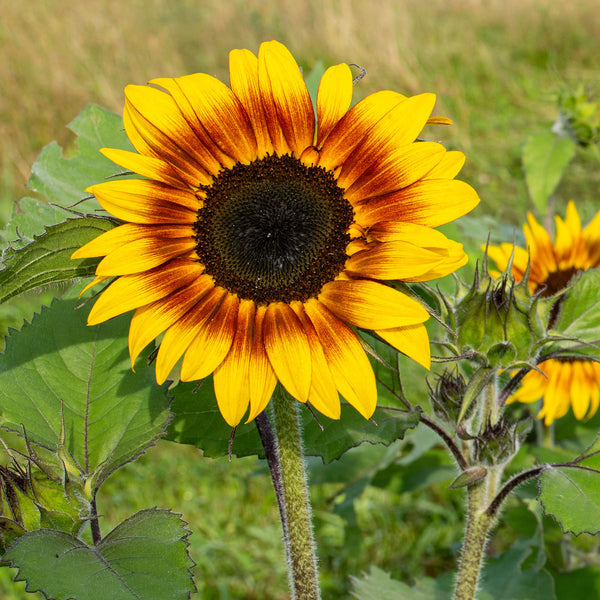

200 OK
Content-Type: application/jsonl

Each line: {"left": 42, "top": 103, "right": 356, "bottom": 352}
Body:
{"left": 350, "top": 566, "right": 451, "bottom": 600}
{"left": 166, "top": 380, "right": 420, "bottom": 463}
{"left": 538, "top": 464, "right": 600, "bottom": 534}
{"left": 0, "top": 104, "right": 129, "bottom": 252}
{"left": 0, "top": 290, "right": 171, "bottom": 491}
{"left": 28, "top": 103, "right": 132, "bottom": 214}
{"left": 0, "top": 197, "right": 73, "bottom": 252}
{"left": 0, "top": 217, "right": 112, "bottom": 303}
{"left": 551, "top": 268, "right": 600, "bottom": 345}
{"left": 477, "top": 541, "right": 555, "bottom": 600}
{"left": 554, "top": 566, "right": 600, "bottom": 598}
{"left": 3, "top": 509, "right": 195, "bottom": 600}
{"left": 522, "top": 132, "right": 575, "bottom": 213}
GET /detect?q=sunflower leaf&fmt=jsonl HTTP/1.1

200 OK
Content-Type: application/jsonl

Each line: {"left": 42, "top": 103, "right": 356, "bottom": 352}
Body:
{"left": 538, "top": 464, "right": 600, "bottom": 534}
{"left": 0, "top": 104, "right": 129, "bottom": 253}
{"left": 29, "top": 103, "right": 131, "bottom": 215}
{"left": 551, "top": 268, "right": 600, "bottom": 344}
{"left": 2, "top": 509, "right": 196, "bottom": 600}
{"left": 522, "top": 132, "right": 575, "bottom": 213}
{"left": 0, "top": 288, "right": 171, "bottom": 492}
{"left": 166, "top": 380, "right": 420, "bottom": 463}
{"left": 0, "top": 217, "right": 113, "bottom": 304}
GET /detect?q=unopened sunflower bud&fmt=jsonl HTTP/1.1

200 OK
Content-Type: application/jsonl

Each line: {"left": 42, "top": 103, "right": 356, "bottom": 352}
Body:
{"left": 430, "top": 370, "right": 470, "bottom": 425}
{"left": 473, "top": 416, "right": 532, "bottom": 466}
{"left": 452, "top": 262, "right": 548, "bottom": 369}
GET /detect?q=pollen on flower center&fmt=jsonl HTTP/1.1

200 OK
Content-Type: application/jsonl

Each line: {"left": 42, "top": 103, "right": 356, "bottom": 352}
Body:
{"left": 193, "top": 154, "right": 354, "bottom": 304}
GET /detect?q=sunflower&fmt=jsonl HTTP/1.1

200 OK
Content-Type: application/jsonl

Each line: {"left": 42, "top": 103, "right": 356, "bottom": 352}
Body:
{"left": 72, "top": 41, "right": 479, "bottom": 426}
{"left": 488, "top": 201, "right": 600, "bottom": 425}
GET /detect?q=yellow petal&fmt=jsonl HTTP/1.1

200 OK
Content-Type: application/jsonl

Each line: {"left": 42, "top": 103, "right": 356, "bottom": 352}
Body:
{"left": 180, "top": 292, "right": 239, "bottom": 381}
{"left": 229, "top": 48, "right": 273, "bottom": 157}
{"left": 319, "top": 279, "right": 429, "bottom": 329}
{"left": 345, "top": 241, "right": 445, "bottom": 280}
{"left": 402, "top": 238, "right": 468, "bottom": 282}
{"left": 368, "top": 221, "right": 454, "bottom": 245}
{"left": 87, "top": 258, "right": 201, "bottom": 325}
{"left": 72, "top": 223, "right": 145, "bottom": 259}
{"left": 375, "top": 323, "right": 431, "bottom": 369}
{"left": 128, "top": 275, "right": 214, "bottom": 367}
{"left": 293, "top": 304, "right": 341, "bottom": 420}
{"left": 151, "top": 74, "right": 257, "bottom": 166}
{"left": 318, "top": 90, "right": 406, "bottom": 171}
{"left": 339, "top": 94, "right": 438, "bottom": 190}
{"left": 355, "top": 179, "right": 480, "bottom": 228}
{"left": 342, "top": 142, "right": 445, "bottom": 205}
{"left": 263, "top": 302, "right": 311, "bottom": 402}
{"left": 155, "top": 287, "right": 226, "bottom": 384}
{"left": 246, "top": 305, "right": 278, "bottom": 423}
{"left": 123, "top": 85, "right": 214, "bottom": 184}
{"left": 316, "top": 63, "right": 353, "bottom": 147}
{"left": 100, "top": 148, "right": 186, "bottom": 189}
{"left": 213, "top": 299, "right": 255, "bottom": 426}
{"left": 87, "top": 179, "right": 198, "bottom": 224}
{"left": 423, "top": 151, "right": 466, "bottom": 180}
{"left": 96, "top": 231, "right": 195, "bottom": 276}
{"left": 304, "top": 299, "right": 376, "bottom": 419}
{"left": 258, "top": 40, "right": 315, "bottom": 157}
{"left": 79, "top": 275, "right": 109, "bottom": 296}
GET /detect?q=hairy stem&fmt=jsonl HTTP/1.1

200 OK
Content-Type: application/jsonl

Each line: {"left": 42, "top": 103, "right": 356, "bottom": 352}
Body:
{"left": 420, "top": 414, "right": 469, "bottom": 471}
{"left": 268, "top": 388, "right": 320, "bottom": 600}
{"left": 453, "top": 481, "right": 494, "bottom": 600}
{"left": 255, "top": 411, "right": 287, "bottom": 533}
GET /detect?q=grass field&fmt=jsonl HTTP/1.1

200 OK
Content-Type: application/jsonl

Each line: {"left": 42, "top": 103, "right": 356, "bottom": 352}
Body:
{"left": 1, "top": 1, "right": 599, "bottom": 598}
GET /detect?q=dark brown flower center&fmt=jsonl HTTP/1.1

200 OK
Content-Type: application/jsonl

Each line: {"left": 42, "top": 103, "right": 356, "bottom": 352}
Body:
{"left": 538, "top": 266, "right": 579, "bottom": 297}
{"left": 193, "top": 154, "right": 353, "bottom": 304}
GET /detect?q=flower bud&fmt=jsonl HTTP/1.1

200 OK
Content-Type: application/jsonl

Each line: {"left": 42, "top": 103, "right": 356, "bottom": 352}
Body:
{"left": 452, "top": 260, "right": 548, "bottom": 369}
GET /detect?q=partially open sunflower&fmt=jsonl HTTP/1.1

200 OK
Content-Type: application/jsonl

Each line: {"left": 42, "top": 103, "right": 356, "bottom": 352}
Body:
{"left": 488, "top": 201, "right": 600, "bottom": 424}
{"left": 73, "top": 41, "right": 479, "bottom": 426}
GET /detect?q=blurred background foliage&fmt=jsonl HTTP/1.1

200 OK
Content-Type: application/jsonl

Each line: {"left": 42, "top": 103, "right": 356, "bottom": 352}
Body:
{"left": 1, "top": 0, "right": 599, "bottom": 598}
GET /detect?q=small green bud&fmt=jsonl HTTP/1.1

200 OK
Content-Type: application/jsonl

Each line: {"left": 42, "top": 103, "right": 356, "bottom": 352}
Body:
{"left": 429, "top": 370, "right": 470, "bottom": 424}
{"left": 472, "top": 416, "right": 532, "bottom": 467}
{"left": 448, "top": 466, "right": 488, "bottom": 489}
{"left": 0, "top": 439, "right": 93, "bottom": 545}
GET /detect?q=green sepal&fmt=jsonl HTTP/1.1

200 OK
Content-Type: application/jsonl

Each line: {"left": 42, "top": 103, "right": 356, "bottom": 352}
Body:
{"left": 448, "top": 466, "right": 488, "bottom": 489}
{"left": 457, "top": 365, "right": 495, "bottom": 425}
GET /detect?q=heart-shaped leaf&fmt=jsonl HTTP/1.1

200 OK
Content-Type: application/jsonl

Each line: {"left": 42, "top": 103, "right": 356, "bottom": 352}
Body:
{"left": 538, "top": 464, "right": 600, "bottom": 534}
{"left": 0, "top": 290, "right": 171, "bottom": 491}
{"left": 3, "top": 509, "right": 195, "bottom": 600}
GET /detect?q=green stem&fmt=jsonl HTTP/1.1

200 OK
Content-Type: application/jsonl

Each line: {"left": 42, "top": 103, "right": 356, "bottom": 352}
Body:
{"left": 269, "top": 388, "right": 321, "bottom": 600}
{"left": 453, "top": 481, "right": 494, "bottom": 600}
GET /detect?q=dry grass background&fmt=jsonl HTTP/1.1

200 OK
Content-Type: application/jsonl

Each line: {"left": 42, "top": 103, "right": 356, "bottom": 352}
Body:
{"left": 1, "top": 0, "right": 599, "bottom": 224}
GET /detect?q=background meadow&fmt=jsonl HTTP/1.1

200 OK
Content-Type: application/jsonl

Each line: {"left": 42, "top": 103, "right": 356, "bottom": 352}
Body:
{"left": 1, "top": 1, "right": 599, "bottom": 598}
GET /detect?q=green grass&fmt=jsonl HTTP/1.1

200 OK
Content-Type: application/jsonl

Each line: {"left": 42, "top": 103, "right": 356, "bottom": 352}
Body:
{"left": 1, "top": 1, "right": 600, "bottom": 598}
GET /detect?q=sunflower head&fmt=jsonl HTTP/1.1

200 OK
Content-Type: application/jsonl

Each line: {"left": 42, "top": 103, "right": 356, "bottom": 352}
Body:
{"left": 72, "top": 40, "right": 479, "bottom": 426}
{"left": 487, "top": 201, "right": 600, "bottom": 300}
{"left": 488, "top": 202, "right": 600, "bottom": 425}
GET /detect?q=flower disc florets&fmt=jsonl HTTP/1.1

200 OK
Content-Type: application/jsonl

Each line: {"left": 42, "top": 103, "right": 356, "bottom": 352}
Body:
{"left": 194, "top": 154, "right": 353, "bottom": 304}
